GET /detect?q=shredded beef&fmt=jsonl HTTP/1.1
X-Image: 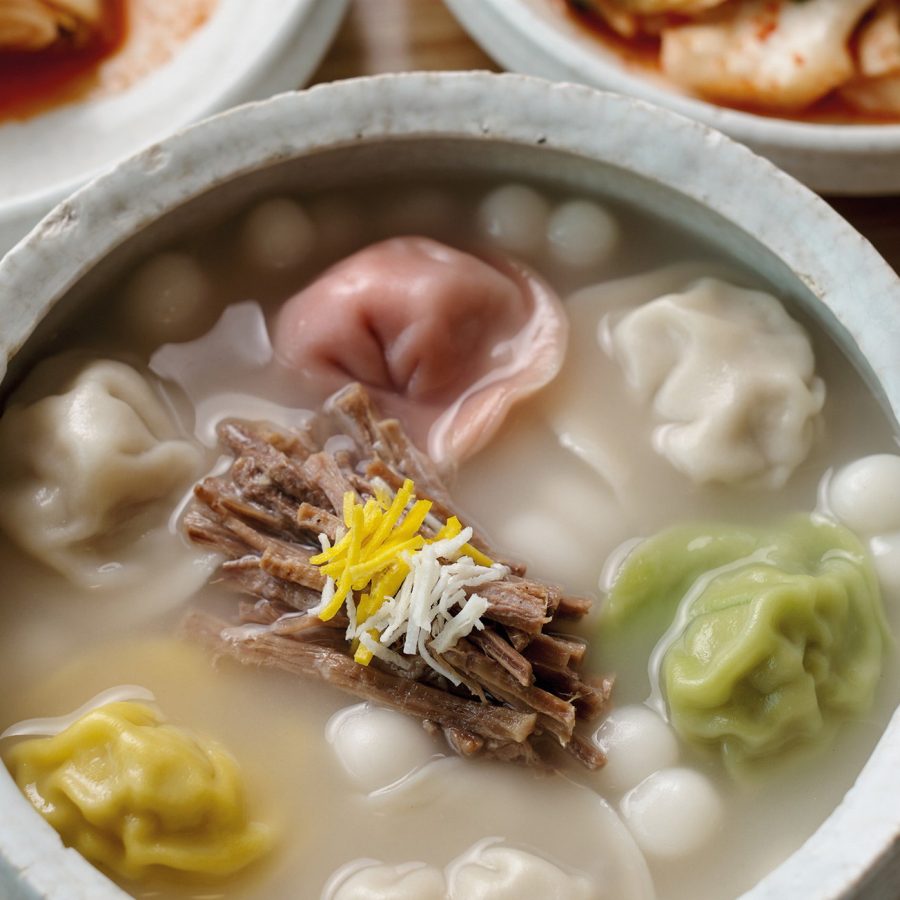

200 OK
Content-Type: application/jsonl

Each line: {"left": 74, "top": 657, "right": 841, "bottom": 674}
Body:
{"left": 181, "top": 383, "right": 610, "bottom": 769}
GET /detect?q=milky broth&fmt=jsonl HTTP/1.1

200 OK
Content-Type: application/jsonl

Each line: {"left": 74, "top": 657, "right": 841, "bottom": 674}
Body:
{"left": 0, "top": 179, "right": 897, "bottom": 900}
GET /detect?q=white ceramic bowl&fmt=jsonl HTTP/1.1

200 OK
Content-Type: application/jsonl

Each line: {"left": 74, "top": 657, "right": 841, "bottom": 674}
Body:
{"left": 443, "top": 0, "right": 900, "bottom": 196}
{"left": 0, "top": 0, "right": 349, "bottom": 257}
{"left": 1, "top": 72, "right": 899, "bottom": 898}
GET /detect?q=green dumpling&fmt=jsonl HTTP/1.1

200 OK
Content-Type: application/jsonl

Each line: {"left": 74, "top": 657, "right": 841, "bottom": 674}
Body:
{"left": 606, "top": 516, "right": 888, "bottom": 768}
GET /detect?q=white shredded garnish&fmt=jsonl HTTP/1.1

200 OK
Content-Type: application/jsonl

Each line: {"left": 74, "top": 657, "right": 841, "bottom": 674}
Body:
{"left": 418, "top": 628, "right": 461, "bottom": 685}
{"left": 347, "top": 526, "right": 509, "bottom": 684}
{"left": 431, "top": 593, "right": 490, "bottom": 654}
{"left": 308, "top": 533, "right": 335, "bottom": 619}
{"left": 309, "top": 572, "right": 336, "bottom": 619}
{"left": 358, "top": 631, "right": 412, "bottom": 670}
{"left": 344, "top": 592, "right": 358, "bottom": 641}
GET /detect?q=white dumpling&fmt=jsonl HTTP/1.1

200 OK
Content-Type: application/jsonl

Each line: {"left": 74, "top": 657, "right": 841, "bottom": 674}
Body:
{"left": 368, "top": 757, "right": 654, "bottom": 900}
{"left": 327, "top": 861, "right": 446, "bottom": 900}
{"left": 620, "top": 768, "right": 723, "bottom": 860}
{"left": 661, "top": 0, "right": 877, "bottom": 110}
{"left": 326, "top": 703, "right": 438, "bottom": 792}
{"left": 592, "top": 705, "right": 679, "bottom": 793}
{"left": 0, "top": 355, "right": 203, "bottom": 588}
{"left": 447, "top": 841, "right": 598, "bottom": 900}
{"left": 608, "top": 277, "right": 825, "bottom": 488}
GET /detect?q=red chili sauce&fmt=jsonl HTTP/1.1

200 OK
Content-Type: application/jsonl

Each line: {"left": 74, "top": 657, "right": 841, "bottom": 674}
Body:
{"left": 0, "top": 0, "right": 128, "bottom": 123}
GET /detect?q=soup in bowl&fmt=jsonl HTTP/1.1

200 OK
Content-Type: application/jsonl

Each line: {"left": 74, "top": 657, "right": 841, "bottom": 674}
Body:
{"left": 0, "top": 72, "right": 899, "bottom": 900}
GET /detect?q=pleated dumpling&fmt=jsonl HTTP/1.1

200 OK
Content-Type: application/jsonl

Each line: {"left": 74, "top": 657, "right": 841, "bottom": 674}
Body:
{"left": 3, "top": 701, "right": 273, "bottom": 880}
{"left": 0, "top": 354, "right": 203, "bottom": 588}
{"left": 327, "top": 861, "right": 446, "bottom": 900}
{"left": 608, "top": 277, "right": 825, "bottom": 488}
{"left": 273, "top": 236, "right": 568, "bottom": 467}
{"left": 606, "top": 517, "right": 887, "bottom": 769}
{"left": 447, "top": 842, "right": 597, "bottom": 900}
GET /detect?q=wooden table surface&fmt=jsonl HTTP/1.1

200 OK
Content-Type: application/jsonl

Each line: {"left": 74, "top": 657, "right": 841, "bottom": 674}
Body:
{"left": 311, "top": 0, "right": 900, "bottom": 274}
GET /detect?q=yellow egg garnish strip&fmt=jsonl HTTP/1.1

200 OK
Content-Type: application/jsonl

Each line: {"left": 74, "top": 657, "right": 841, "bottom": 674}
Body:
{"left": 310, "top": 479, "right": 498, "bottom": 667}
{"left": 311, "top": 480, "right": 430, "bottom": 622}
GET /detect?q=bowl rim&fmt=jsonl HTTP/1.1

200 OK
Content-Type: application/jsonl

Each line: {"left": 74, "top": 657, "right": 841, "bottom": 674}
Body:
{"left": 1, "top": 70, "right": 899, "bottom": 899}
{"left": 442, "top": 0, "right": 900, "bottom": 193}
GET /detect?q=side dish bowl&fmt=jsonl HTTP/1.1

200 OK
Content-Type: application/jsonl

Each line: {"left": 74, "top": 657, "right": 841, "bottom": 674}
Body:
{"left": 0, "top": 0, "right": 349, "bottom": 257}
{"left": 443, "top": 0, "right": 900, "bottom": 196}
{"left": 1, "top": 72, "right": 899, "bottom": 899}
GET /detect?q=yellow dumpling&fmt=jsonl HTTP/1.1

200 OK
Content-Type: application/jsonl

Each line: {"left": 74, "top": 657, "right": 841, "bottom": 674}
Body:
{"left": 3, "top": 701, "right": 273, "bottom": 881}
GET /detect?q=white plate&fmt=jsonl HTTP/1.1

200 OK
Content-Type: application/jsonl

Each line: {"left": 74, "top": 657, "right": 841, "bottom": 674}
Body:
{"left": 0, "top": 0, "right": 349, "bottom": 256}
{"left": 443, "top": 0, "right": 900, "bottom": 196}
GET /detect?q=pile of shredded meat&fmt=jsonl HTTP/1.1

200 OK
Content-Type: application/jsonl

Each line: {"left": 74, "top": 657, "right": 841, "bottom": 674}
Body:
{"left": 182, "top": 384, "right": 611, "bottom": 769}
{"left": 569, "top": 0, "right": 900, "bottom": 116}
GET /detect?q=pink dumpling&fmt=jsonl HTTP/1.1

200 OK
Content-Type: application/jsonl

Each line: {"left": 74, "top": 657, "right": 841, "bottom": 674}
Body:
{"left": 273, "top": 236, "right": 568, "bottom": 466}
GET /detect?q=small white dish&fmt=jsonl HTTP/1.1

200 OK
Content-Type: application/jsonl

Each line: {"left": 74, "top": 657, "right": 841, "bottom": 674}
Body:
{"left": 443, "top": 0, "right": 900, "bottom": 196}
{"left": 0, "top": 0, "right": 349, "bottom": 256}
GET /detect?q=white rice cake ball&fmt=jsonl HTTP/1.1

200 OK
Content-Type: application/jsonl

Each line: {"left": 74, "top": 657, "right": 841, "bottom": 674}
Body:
{"left": 124, "top": 252, "right": 213, "bottom": 346}
{"left": 241, "top": 197, "right": 316, "bottom": 270}
{"left": 447, "top": 842, "right": 598, "bottom": 900}
{"left": 620, "top": 767, "right": 723, "bottom": 860}
{"left": 828, "top": 454, "right": 900, "bottom": 537}
{"left": 592, "top": 705, "right": 679, "bottom": 793}
{"left": 326, "top": 703, "right": 438, "bottom": 792}
{"left": 328, "top": 861, "right": 445, "bottom": 900}
{"left": 547, "top": 199, "right": 619, "bottom": 269}
{"left": 477, "top": 184, "right": 550, "bottom": 256}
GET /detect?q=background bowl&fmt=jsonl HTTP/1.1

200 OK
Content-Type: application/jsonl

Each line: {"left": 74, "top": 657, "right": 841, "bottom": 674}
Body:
{"left": 1, "top": 71, "right": 899, "bottom": 898}
{"left": 442, "top": 0, "right": 900, "bottom": 196}
{"left": 0, "top": 0, "right": 349, "bottom": 257}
